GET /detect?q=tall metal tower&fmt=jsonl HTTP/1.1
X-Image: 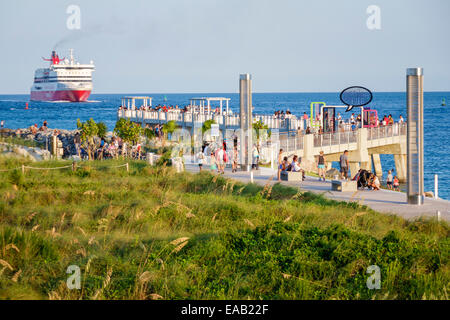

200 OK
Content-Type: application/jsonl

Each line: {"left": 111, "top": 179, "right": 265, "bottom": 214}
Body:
{"left": 406, "top": 68, "right": 424, "bottom": 205}
{"left": 239, "top": 73, "right": 253, "bottom": 171}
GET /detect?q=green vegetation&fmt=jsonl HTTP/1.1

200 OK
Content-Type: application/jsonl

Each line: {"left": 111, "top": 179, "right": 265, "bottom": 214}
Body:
{"left": 0, "top": 156, "right": 448, "bottom": 300}
{"left": 253, "top": 119, "right": 271, "bottom": 142}
{"left": 113, "top": 118, "right": 142, "bottom": 146}
{"left": 202, "top": 119, "right": 216, "bottom": 134}
{"left": 77, "top": 118, "right": 106, "bottom": 160}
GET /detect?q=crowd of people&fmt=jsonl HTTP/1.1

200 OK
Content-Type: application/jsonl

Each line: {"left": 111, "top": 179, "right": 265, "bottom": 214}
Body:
{"left": 195, "top": 140, "right": 262, "bottom": 175}
{"left": 337, "top": 149, "right": 401, "bottom": 191}
{"left": 273, "top": 109, "right": 294, "bottom": 119}
{"left": 276, "top": 148, "right": 306, "bottom": 181}
{"left": 72, "top": 133, "right": 142, "bottom": 161}
{"left": 119, "top": 104, "right": 233, "bottom": 115}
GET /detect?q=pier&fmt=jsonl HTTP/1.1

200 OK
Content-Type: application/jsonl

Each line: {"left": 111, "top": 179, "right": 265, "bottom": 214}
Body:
{"left": 118, "top": 96, "right": 408, "bottom": 181}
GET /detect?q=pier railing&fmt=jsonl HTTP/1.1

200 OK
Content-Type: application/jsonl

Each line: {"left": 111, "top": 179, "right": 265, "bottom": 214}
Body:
{"left": 279, "top": 134, "right": 304, "bottom": 153}
{"left": 118, "top": 109, "right": 305, "bottom": 132}
{"left": 313, "top": 131, "right": 358, "bottom": 148}
{"left": 367, "top": 123, "right": 406, "bottom": 140}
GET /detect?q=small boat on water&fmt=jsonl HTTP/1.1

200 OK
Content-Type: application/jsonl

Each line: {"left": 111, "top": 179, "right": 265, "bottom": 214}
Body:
{"left": 442, "top": 98, "right": 446, "bottom": 107}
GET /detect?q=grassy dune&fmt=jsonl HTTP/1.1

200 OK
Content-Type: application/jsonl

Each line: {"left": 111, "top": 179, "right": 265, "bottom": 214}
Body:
{"left": 0, "top": 157, "right": 448, "bottom": 300}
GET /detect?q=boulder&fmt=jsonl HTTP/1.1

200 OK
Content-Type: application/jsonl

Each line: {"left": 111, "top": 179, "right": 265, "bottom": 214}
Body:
{"left": 299, "top": 158, "right": 316, "bottom": 172}
{"left": 424, "top": 191, "right": 434, "bottom": 198}
{"left": 326, "top": 168, "right": 340, "bottom": 179}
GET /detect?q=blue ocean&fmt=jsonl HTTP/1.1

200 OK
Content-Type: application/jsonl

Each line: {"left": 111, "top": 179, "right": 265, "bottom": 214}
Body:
{"left": 1, "top": 92, "right": 449, "bottom": 200}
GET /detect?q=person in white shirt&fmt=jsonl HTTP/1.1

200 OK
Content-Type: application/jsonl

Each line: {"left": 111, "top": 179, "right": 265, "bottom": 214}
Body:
{"left": 216, "top": 146, "right": 225, "bottom": 174}
{"left": 350, "top": 113, "right": 355, "bottom": 124}
{"left": 371, "top": 175, "right": 381, "bottom": 191}
{"left": 386, "top": 170, "right": 393, "bottom": 190}
{"left": 252, "top": 145, "right": 259, "bottom": 169}
{"left": 197, "top": 149, "right": 205, "bottom": 171}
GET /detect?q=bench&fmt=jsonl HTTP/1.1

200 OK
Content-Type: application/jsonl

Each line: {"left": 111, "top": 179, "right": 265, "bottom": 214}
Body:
{"left": 280, "top": 171, "right": 304, "bottom": 182}
{"left": 331, "top": 180, "right": 357, "bottom": 192}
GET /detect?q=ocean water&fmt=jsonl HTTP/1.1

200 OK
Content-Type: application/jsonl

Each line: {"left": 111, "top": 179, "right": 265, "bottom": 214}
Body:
{"left": 1, "top": 92, "right": 449, "bottom": 199}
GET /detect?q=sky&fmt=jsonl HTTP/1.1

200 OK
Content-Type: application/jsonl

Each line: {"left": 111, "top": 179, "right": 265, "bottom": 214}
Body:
{"left": 1, "top": 0, "right": 449, "bottom": 94}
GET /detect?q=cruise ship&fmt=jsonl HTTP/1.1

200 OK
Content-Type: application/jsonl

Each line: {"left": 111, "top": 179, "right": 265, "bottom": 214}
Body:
{"left": 30, "top": 49, "right": 95, "bottom": 102}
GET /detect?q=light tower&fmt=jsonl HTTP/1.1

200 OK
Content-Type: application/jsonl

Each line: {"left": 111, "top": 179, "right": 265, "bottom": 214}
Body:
{"left": 406, "top": 68, "right": 424, "bottom": 205}
{"left": 239, "top": 73, "right": 253, "bottom": 171}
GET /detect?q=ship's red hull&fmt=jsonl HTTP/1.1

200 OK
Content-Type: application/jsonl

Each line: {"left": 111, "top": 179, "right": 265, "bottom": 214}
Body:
{"left": 30, "top": 90, "right": 91, "bottom": 102}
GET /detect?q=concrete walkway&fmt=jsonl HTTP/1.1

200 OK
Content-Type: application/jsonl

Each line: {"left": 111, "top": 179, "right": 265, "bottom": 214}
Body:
{"left": 184, "top": 163, "right": 450, "bottom": 222}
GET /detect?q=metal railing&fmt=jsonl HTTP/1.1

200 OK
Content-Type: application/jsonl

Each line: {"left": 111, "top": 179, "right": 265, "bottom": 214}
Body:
{"left": 278, "top": 133, "right": 304, "bottom": 153}
{"left": 117, "top": 109, "right": 304, "bottom": 131}
{"left": 367, "top": 123, "right": 406, "bottom": 140}
{"left": 313, "top": 130, "right": 358, "bottom": 148}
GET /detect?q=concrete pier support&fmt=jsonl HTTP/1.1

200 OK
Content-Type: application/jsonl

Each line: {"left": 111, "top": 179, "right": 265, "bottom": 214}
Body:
{"left": 303, "top": 134, "right": 315, "bottom": 162}
{"left": 349, "top": 162, "right": 360, "bottom": 178}
{"left": 372, "top": 154, "right": 383, "bottom": 178}
{"left": 394, "top": 154, "right": 407, "bottom": 183}
{"left": 360, "top": 161, "right": 372, "bottom": 171}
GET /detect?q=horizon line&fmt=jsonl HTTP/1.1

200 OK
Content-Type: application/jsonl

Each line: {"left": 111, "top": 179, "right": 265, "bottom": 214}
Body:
{"left": 1, "top": 90, "right": 449, "bottom": 96}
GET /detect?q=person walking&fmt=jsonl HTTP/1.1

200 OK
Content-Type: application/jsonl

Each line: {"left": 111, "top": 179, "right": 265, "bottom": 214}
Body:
{"left": 386, "top": 170, "right": 393, "bottom": 190}
{"left": 0, "top": 120, "right": 4, "bottom": 129}
{"left": 197, "top": 149, "right": 205, "bottom": 172}
{"left": 252, "top": 145, "right": 259, "bottom": 170}
{"left": 232, "top": 146, "right": 238, "bottom": 173}
{"left": 215, "top": 146, "right": 226, "bottom": 174}
{"left": 339, "top": 150, "right": 349, "bottom": 180}
{"left": 277, "top": 148, "right": 284, "bottom": 181}
{"left": 210, "top": 151, "right": 218, "bottom": 172}
{"left": 317, "top": 151, "right": 326, "bottom": 181}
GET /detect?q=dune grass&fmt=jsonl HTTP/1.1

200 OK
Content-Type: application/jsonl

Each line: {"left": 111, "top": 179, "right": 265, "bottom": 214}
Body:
{"left": 0, "top": 157, "right": 448, "bottom": 300}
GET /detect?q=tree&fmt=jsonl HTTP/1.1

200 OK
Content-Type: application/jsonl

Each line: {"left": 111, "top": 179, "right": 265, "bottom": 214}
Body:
{"left": 97, "top": 122, "right": 107, "bottom": 139}
{"left": 253, "top": 120, "right": 271, "bottom": 143}
{"left": 114, "top": 118, "right": 142, "bottom": 148}
{"left": 77, "top": 118, "right": 99, "bottom": 160}
{"left": 162, "top": 120, "right": 178, "bottom": 146}
{"left": 201, "top": 119, "right": 216, "bottom": 134}
{"left": 144, "top": 127, "right": 155, "bottom": 140}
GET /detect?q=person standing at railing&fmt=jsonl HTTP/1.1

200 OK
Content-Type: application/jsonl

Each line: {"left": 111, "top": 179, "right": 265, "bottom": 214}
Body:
{"left": 388, "top": 114, "right": 394, "bottom": 125}
{"left": 399, "top": 115, "right": 404, "bottom": 124}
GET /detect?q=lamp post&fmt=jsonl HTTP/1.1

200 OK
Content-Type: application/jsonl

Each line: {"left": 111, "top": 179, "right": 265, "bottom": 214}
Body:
{"left": 406, "top": 68, "right": 424, "bottom": 205}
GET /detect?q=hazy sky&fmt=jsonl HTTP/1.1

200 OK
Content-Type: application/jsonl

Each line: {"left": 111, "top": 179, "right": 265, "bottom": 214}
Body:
{"left": 1, "top": 0, "right": 449, "bottom": 94}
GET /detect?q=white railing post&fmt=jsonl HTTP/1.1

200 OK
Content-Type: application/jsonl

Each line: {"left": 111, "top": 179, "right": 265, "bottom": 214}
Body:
{"left": 271, "top": 145, "right": 274, "bottom": 170}
{"left": 435, "top": 174, "right": 439, "bottom": 199}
